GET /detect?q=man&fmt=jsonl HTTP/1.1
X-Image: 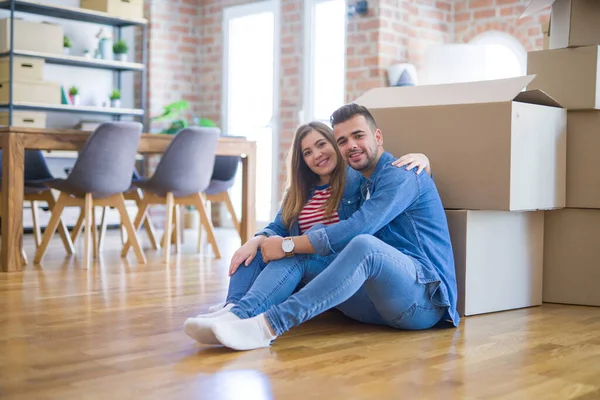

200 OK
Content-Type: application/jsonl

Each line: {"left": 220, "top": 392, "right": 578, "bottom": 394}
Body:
{"left": 185, "top": 104, "right": 459, "bottom": 351}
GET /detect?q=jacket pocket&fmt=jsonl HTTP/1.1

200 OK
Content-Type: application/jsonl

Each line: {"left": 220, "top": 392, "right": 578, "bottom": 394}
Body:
{"left": 339, "top": 193, "right": 361, "bottom": 219}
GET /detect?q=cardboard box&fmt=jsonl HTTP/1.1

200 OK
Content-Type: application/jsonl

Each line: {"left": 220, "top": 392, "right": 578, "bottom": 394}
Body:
{"left": 354, "top": 75, "right": 567, "bottom": 211}
{"left": 80, "top": 0, "right": 144, "bottom": 19}
{"left": 446, "top": 210, "right": 544, "bottom": 317}
{"left": 0, "top": 56, "right": 44, "bottom": 81}
{"left": 543, "top": 208, "right": 600, "bottom": 306}
{"left": 563, "top": 111, "right": 600, "bottom": 208}
{"left": 0, "top": 80, "right": 61, "bottom": 104}
{"left": 542, "top": 22, "right": 550, "bottom": 50}
{"left": 527, "top": 46, "right": 600, "bottom": 110}
{"left": 0, "top": 111, "right": 46, "bottom": 128}
{"left": 522, "top": 0, "right": 600, "bottom": 49}
{"left": 0, "top": 18, "right": 63, "bottom": 54}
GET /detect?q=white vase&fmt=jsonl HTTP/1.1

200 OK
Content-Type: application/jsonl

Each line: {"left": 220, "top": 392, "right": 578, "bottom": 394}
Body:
{"left": 116, "top": 53, "right": 128, "bottom": 62}
{"left": 71, "top": 94, "right": 80, "bottom": 106}
{"left": 111, "top": 99, "right": 121, "bottom": 108}
{"left": 63, "top": 47, "right": 70, "bottom": 55}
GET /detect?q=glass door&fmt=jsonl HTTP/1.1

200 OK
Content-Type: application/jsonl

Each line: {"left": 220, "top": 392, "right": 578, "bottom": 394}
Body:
{"left": 222, "top": 0, "right": 280, "bottom": 225}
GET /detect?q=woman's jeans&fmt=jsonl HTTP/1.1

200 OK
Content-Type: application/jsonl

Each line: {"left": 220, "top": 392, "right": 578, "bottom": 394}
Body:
{"left": 229, "top": 235, "right": 448, "bottom": 335}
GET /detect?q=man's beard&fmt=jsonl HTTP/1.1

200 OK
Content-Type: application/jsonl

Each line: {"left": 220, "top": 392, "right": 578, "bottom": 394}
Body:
{"left": 349, "top": 150, "right": 377, "bottom": 171}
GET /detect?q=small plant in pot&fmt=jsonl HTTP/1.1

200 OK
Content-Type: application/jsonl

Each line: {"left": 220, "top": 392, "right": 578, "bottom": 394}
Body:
{"left": 109, "top": 89, "right": 121, "bottom": 108}
{"left": 69, "top": 85, "right": 80, "bottom": 106}
{"left": 63, "top": 35, "right": 71, "bottom": 55}
{"left": 113, "top": 39, "right": 128, "bottom": 62}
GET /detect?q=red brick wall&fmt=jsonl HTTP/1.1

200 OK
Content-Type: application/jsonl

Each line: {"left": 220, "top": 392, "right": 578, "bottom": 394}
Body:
{"left": 455, "top": 0, "right": 550, "bottom": 51}
{"left": 140, "top": 0, "right": 551, "bottom": 226}
{"left": 346, "top": 0, "right": 453, "bottom": 102}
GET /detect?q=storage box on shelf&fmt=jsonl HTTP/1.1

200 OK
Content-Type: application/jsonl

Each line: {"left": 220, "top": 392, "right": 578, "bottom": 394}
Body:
{"left": 0, "top": 56, "right": 44, "bottom": 81}
{"left": 543, "top": 208, "right": 600, "bottom": 306}
{"left": 0, "top": 80, "right": 61, "bottom": 104}
{"left": 0, "top": 110, "right": 46, "bottom": 127}
{"left": 522, "top": 0, "right": 600, "bottom": 49}
{"left": 80, "top": 0, "right": 144, "bottom": 20}
{"left": 446, "top": 210, "right": 545, "bottom": 317}
{"left": 0, "top": 17, "right": 63, "bottom": 54}
{"left": 354, "top": 75, "right": 567, "bottom": 211}
{"left": 527, "top": 45, "right": 600, "bottom": 110}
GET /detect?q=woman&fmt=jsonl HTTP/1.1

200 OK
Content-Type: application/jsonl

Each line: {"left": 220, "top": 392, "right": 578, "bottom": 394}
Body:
{"left": 185, "top": 122, "right": 430, "bottom": 341}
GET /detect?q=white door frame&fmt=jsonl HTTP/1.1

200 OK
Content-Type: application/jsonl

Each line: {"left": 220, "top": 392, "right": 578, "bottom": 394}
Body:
{"left": 302, "top": 0, "right": 347, "bottom": 123}
{"left": 222, "top": 0, "right": 281, "bottom": 223}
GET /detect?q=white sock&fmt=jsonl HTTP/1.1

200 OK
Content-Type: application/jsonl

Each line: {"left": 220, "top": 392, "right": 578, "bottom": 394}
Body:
{"left": 212, "top": 314, "right": 277, "bottom": 351}
{"left": 195, "top": 303, "right": 234, "bottom": 318}
{"left": 183, "top": 311, "right": 239, "bottom": 344}
{"left": 208, "top": 302, "right": 226, "bottom": 313}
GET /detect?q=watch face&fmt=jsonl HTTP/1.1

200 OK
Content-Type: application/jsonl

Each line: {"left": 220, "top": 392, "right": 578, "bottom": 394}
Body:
{"left": 282, "top": 239, "right": 294, "bottom": 252}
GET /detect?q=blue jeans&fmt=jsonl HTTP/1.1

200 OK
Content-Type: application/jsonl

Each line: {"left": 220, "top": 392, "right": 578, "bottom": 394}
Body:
{"left": 226, "top": 250, "right": 269, "bottom": 304}
{"left": 230, "top": 235, "right": 448, "bottom": 335}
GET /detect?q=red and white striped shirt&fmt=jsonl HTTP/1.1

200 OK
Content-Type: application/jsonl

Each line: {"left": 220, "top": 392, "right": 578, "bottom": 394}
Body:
{"left": 298, "top": 185, "right": 340, "bottom": 234}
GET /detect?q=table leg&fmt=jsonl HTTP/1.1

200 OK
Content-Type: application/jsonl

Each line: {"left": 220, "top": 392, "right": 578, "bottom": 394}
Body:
{"left": 1, "top": 132, "right": 25, "bottom": 272}
{"left": 240, "top": 143, "right": 257, "bottom": 244}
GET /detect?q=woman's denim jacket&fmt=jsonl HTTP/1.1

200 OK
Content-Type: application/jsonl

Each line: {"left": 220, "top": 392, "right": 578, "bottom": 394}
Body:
{"left": 255, "top": 166, "right": 363, "bottom": 238}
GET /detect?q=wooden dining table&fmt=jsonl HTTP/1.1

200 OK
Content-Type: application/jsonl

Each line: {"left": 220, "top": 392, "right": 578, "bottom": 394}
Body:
{"left": 0, "top": 126, "right": 257, "bottom": 273}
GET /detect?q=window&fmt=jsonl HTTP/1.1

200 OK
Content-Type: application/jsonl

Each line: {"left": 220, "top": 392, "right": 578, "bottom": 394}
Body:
{"left": 304, "top": 0, "right": 346, "bottom": 124}
{"left": 421, "top": 32, "right": 527, "bottom": 85}
{"left": 470, "top": 32, "right": 527, "bottom": 80}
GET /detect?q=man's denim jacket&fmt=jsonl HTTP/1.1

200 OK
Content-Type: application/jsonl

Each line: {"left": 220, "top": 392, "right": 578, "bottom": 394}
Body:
{"left": 306, "top": 152, "right": 460, "bottom": 327}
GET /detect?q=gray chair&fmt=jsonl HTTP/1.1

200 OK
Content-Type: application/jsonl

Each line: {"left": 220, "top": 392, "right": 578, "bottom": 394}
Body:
{"left": 121, "top": 127, "right": 220, "bottom": 263}
{"left": 34, "top": 122, "right": 146, "bottom": 268}
{"left": 0, "top": 150, "right": 75, "bottom": 265}
{"left": 204, "top": 154, "right": 242, "bottom": 238}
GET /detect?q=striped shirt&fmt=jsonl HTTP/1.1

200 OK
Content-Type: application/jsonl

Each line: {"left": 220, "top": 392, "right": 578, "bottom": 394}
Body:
{"left": 298, "top": 184, "right": 340, "bottom": 234}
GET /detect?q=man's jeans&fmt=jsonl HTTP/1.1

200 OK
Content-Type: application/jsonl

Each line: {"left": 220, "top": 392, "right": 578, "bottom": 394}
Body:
{"left": 230, "top": 234, "right": 448, "bottom": 335}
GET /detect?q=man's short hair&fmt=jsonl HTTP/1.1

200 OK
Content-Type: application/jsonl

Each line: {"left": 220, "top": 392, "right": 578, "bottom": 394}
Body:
{"left": 330, "top": 103, "right": 378, "bottom": 132}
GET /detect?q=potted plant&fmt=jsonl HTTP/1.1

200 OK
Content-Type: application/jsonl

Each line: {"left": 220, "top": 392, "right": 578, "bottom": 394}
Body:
{"left": 150, "top": 100, "right": 217, "bottom": 134}
{"left": 63, "top": 35, "right": 71, "bottom": 55}
{"left": 112, "top": 39, "right": 128, "bottom": 62}
{"left": 109, "top": 89, "right": 121, "bottom": 108}
{"left": 69, "top": 86, "right": 80, "bottom": 105}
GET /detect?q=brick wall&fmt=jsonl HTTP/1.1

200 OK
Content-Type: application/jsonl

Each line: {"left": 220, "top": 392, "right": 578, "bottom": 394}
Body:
{"left": 455, "top": 0, "right": 550, "bottom": 51}
{"left": 346, "top": 0, "right": 453, "bottom": 102}
{"left": 140, "top": 0, "right": 550, "bottom": 225}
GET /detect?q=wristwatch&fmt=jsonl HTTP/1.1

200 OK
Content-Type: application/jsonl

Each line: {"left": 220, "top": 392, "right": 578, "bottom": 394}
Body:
{"left": 281, "top": 237, "right": 295, "bottom": 257}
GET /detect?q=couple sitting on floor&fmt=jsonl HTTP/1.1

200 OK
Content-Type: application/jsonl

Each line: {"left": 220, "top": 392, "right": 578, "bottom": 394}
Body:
{"left": 183, "top": 103, "right": 460, "bottom": 351}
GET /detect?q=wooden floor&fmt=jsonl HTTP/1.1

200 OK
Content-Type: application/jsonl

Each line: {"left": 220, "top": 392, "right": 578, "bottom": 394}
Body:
{"left": 1, "top": 228, "right": 600, "bottom": 400}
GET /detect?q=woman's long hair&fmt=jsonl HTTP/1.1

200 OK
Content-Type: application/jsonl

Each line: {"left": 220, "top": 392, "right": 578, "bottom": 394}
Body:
{"left": 281, "top": 122, "right": 346, "bottom": 229}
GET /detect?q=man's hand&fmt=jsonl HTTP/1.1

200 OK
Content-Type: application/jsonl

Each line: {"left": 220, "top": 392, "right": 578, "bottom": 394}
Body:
{"left": 261, "top": 236, "right": 286, "bottom": 262}
{"left": 392, "top": 153, "right": 431, "bottom": 176}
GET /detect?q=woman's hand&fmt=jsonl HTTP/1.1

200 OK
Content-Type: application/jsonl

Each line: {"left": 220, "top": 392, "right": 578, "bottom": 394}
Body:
{"left": 228, "top": 236, "right": 262, "bottom": 276}
{"left": 392, "top": 153, "right": 431, "bottom": 176}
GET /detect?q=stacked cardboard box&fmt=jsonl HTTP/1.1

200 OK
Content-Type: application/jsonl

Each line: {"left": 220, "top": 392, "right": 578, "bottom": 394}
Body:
{"left": 0, "top": 18, "right": 61, "bottom": 122}
{"left": 525, "top": 0, "right": 600, "bottom": 307}
{"left": 80, "top": 0, "right": 144, "bottom": 20}
{"left": 0, "top": 56, "right": 52, "bottom": 127}
{"left": 355, "top": 75, "right": 567, "bottom": 317}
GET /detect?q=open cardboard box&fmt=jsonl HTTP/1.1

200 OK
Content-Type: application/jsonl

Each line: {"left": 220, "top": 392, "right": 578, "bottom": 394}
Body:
{"left": 522, "top": 0, "right": 600, "bottom": 49}
{"left": 528, "top": 45, "right": 600, "bottom": 110}
{"left": 354, "top": 75, "right": 567, "bottom": 211}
